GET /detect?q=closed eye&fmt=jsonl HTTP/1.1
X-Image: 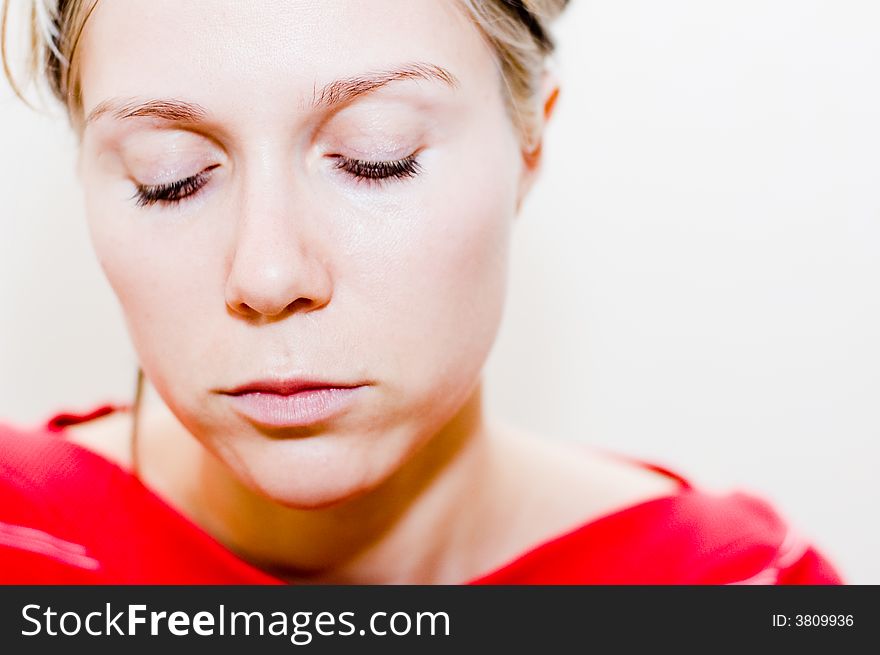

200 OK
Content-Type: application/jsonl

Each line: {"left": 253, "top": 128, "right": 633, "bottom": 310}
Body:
{"left": 331, "top": 153, "right": 422, "bottom": 186}
{"left": 130, "top": 151, "right": 422, "bottom": 209}
{"left": 131, "top": 164, "right": 219, "bottom": 208}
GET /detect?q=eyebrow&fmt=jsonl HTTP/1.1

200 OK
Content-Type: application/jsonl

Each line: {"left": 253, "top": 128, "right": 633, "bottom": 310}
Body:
{"left": 84, "top": 62, "right": 460, "bottom": 126}
{"left": 311, "top": 62, "right": 458, "bottom": 110}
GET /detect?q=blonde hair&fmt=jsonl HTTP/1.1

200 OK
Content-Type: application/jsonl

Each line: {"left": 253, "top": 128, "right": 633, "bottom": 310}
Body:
{"left": 2, "top": 0, "right": 568, "bottom": 146}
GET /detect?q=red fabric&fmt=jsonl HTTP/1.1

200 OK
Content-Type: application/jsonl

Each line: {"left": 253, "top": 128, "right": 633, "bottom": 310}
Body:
{"left": 0, "top": 405, "right": 843, "bottom": 585}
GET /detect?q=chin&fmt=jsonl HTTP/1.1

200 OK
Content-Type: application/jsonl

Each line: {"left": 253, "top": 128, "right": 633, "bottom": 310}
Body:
{"left": 224, "top": 433, "right": 396, "bottom": 510}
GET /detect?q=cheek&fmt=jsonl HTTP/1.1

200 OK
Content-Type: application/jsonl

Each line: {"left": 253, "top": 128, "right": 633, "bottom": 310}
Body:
{"left": 83, "top": 190, "right": 219, "bottom": 384}
{"left": 351, "top": 147, "right": 519, "bottom": 393}
{"left": 412, "top": 181, "right": 511, "bottom": 323}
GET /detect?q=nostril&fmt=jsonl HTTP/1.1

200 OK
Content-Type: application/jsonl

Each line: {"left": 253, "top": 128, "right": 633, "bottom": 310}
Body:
{"left": 233, "top": 296, "right": 322, "bottom": 319}
{"left": 230, "top": 301, "right": 258, "bottom": 317}
{"left": 224, "top": 259, "right": 334, "bottom": 318}
{"left": 286, "top": 297, "right": 315, "bottom": 313}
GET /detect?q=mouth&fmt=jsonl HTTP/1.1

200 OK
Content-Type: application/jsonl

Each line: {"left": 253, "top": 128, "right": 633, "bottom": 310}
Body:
{"left": 218, "top": 378, "right": 368, "bottom": 428}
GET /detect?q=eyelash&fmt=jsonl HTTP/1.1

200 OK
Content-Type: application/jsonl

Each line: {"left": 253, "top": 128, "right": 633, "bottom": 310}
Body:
{"left": 131, "top": 166, "right": 218, "bottom": 208}
{"left": 331, "top": 153, "right": 422, "bottom": 185}
{"left": 131, "top": 154, "right": 422, "bottom": 208}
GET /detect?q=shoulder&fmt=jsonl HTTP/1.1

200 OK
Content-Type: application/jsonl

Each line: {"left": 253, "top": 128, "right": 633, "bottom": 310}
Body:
{"left": 493, "top": 426, "right": 685, "bottom": 534}
{"left": 0, "top": 418, "right": 95, "bottom": 508}
{"left": 0, "top": 403, "right": 134, "bottom": 500}
{"left": 555, "top": 488, "right": 843, "bottom": 584}
{"left": 0, "top": 416, "right": 130, "bottom": 582}
{"left": 0, "top": 414, "right": 122, "bottom": 490}
{"left": 482, "top": 428, "right": 842, "bottom": 585}
{"left": 666, "top": 490, "right": 844, "bottom": 585}
{"left": 0, "top": 414, "right": 126, "bottom": 523}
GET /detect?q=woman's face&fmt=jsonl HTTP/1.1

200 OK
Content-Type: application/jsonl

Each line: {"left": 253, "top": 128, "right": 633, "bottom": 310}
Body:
{"left": 77, "top": 0, "right": 532, "bottom": 507}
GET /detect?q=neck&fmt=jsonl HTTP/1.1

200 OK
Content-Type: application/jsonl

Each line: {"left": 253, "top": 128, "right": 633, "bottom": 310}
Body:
{"left": 138, "top": 382, "right": 503, "bottom": 584}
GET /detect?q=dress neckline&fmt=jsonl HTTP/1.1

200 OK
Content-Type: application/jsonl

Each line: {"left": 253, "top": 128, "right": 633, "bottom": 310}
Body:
{"left": 43, "top": 402, "right": 693, "bottom": 584}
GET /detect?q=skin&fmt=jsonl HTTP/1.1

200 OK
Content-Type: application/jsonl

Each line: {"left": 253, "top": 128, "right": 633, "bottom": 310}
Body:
{"left": 70, "top": 0, "right": 680, "bottom": 583}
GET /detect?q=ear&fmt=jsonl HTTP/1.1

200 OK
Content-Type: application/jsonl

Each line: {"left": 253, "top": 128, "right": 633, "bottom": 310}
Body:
{"left": 515, "top": 68, "right": 561, "bottom": 213}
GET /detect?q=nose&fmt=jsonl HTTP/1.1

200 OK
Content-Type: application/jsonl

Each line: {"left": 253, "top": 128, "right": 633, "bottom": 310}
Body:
{"left": 224, "top": 178, "right": 333, "bottom": 319}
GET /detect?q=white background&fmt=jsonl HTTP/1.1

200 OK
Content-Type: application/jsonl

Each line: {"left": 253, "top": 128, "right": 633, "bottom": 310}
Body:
{"left": 1, "top": 1, "right": 877, "bottom": 583}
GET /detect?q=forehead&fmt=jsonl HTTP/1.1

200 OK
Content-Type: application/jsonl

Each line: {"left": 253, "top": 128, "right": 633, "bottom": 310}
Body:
{"left": 77, "top": 0, "right": 496, "bottom": 121}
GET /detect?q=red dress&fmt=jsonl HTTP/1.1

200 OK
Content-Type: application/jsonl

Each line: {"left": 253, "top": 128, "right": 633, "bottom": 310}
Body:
{"left": 0, "top": 404, "right": 842, "bottom": 584}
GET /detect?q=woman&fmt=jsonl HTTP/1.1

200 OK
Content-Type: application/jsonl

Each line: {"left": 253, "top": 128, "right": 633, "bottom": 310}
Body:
{"left": 0, "top": 0, "right": 842, "bottom": 584}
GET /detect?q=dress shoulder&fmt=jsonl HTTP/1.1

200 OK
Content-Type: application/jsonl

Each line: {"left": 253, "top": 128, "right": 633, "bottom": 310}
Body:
{"left": 0, "top": 410, "right": 844, "bottom": 585}
{"left": 0, "top": 408, "right": 283, "bottom": 584}
{"left": 0, "top": 413, "right": 123, "bottom": 501}
{"left": 0, "top": 415, "right": 126, "bottom": 582}
{"left": 471, "top": 486, "right": 843, "bottom": 585}
{"left": 647, "top": 489, "right": 842, "bottom": 584}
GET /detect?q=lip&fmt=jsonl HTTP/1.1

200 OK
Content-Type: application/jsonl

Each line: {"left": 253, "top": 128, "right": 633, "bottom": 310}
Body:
{"left": 218, "top": 378, "right": 367, "bottom": 428}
